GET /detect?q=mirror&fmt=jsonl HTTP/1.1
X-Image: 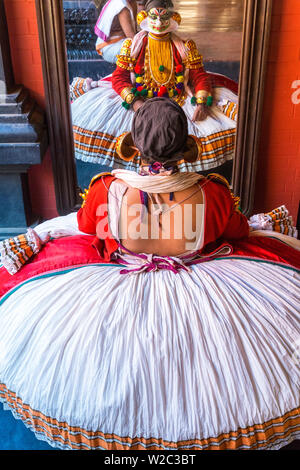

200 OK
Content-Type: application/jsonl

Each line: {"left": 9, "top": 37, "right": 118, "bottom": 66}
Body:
{"left": 35, "top": 0, "right": 273, "bottom": 216}
{"left": 63, "top": 0, "right": 244, "bottom": 191}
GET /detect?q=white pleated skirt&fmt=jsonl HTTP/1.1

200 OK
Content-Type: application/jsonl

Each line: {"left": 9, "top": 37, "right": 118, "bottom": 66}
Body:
{"left": 0, "top": 258, "right": 299, "bottom": 450}
{"left": 71, "top": 80, "right": 237, "bottom": 172}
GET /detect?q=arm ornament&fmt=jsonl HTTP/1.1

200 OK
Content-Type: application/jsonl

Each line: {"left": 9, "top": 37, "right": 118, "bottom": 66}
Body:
{"left": 121, "top": 87, "right": 136, "bottom": 103}
{"left": 116, "top": 38, "right": 136, "bottom": 71}
{"left": 191, "top": 91, "right": 213, "bottom": 107}
{"left": 183, "top": 40, "right": 204, "bottom": 70}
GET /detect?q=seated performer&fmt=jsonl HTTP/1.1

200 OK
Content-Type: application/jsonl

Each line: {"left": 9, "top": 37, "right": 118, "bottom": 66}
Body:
{"left": 0, "top": 98, "right": 299, "bottom": 451}
{"left": 77, "top": 97, "right": 248, "bottom": 265}
{"left": 95, "top": 0, "right": 140, "bottom": 64}
{"left": 71, "top": 0, "right": 238, "bottom": 173}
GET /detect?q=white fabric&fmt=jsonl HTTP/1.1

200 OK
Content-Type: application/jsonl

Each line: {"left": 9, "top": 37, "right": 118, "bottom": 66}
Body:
{"left": 108, "top": 179, "right": 129, "bottom": 240}
{"left": 0, "top": 257, "right": 299, "bottom": 449}
{"left": 97, "top": 38, "right": 124, "bottom": 64}
{"left": 71, "top": 84, "right": 237, "bottom": 171}
{"left": 0, "top": 213, "right": 300, "bottom": 449}
{"left": 34, "top": 212, "right": 86, "bottom": 241}
{"left": 111, "top": 169, "right": 204, "bottom": 192}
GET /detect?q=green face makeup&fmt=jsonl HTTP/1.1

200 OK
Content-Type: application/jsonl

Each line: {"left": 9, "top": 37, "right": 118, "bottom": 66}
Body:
{"left": 148, "top": 8, "right": 171, "bottom": 33}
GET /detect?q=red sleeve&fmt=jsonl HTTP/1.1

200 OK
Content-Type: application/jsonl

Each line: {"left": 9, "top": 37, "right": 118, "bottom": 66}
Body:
{"left": 189, "top": 67, "right": 211, "bottom": 94}
{"left": 111, "top": 37, "right": 147, "bottom": 97}
{"left": 111, "top": 65, "right": 133, "bottom": 96}
{"left": 204, "top": 179, "right": 249, "bottom": 244}
{"left": 220, "top": 187, "right": 249, "bottom": 240}
{"left": 77, "top": 179, "right": 104, "bottom": 235}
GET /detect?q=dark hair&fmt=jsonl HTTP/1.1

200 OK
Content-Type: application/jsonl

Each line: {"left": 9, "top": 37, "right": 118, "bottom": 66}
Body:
{"left": 132, "top": 98, "right": 188, "bottom": 166}
{"left": 144, "top": 0, "right": 174, "bottom": 11}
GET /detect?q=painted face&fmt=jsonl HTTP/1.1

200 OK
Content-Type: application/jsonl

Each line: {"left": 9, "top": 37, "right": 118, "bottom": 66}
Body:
{"left": 148, "top": 8, "right": 171, "bottom": 34}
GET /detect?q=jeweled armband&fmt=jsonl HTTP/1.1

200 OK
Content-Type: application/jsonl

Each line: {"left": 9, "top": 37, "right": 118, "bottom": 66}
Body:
{"left": 116, "top": 38, "right": 136, "bottom": 70}
{"left": 184, "top": 40, "right": 204, "bottom": 69}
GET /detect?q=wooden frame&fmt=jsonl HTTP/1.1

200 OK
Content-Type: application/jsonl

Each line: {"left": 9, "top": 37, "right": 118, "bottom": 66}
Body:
{"left": 36, "top": 0, "right": 272, "bottom": 216}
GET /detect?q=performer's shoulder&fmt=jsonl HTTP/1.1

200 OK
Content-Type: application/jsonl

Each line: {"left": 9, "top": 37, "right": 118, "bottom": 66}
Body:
{"left": 206, "top": 173, "right": 231, "bottom": 189}
{"left": 206, "top": 173, "right": 241, "bottom": 210}
{"left": 79, "top": 172, "right": 114, "bottom": 208}
{"left": 89, "top": 172, "right": 114, "bottom": 188}
{"left": 184, "top": 39, "right": 198, "bottom": 51}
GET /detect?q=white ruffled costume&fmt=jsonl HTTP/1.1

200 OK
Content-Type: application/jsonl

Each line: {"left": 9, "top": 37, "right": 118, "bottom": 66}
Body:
{"left": 0, "top": 204, "right": 299, "bottom": 449}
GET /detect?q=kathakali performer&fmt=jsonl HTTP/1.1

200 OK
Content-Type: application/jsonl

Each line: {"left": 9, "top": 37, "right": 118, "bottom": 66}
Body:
{"left": 0, "top": 98, "right": 299, "bottom": 450}
{"left": 71, "top": 0, "right": 238, "bottom": 172}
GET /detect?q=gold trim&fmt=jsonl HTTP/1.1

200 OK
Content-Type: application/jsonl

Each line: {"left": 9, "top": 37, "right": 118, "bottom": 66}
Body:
{"left": 189, "top": 135, "right": 203, "bottom": 159}
{"left": 195, "top": 90, "right": 209, "bottom": 100}
{"left": 115, "top": 132, "right": 139, "bottom": 162}
{"left": 172, "top": 12, "right": 181, "bottom": 25}
{"left": 137, "top": 10, "right": 147, "bottom": 25}
{"left": 120, "top": 88, "right": 136, "bottom": 105}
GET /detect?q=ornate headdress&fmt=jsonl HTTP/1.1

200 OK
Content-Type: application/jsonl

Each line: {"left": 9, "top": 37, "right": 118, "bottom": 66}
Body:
{"left": 137, "top": 0, "right": 181, "bottom": 30}
{"left": 144, "top": 0, "right": 174, "bottom": 11}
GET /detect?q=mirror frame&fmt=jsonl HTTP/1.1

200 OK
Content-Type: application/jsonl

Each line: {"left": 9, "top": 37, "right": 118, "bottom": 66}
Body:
{"left": 35, "top": 0, "right": 272, "bottom": 216}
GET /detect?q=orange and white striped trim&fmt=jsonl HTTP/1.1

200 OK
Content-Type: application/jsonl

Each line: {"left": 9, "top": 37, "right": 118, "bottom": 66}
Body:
{"left": 73, "top": 126, "right": 236, "bottom": 168}
{"left": 1, "top": 383, "right": 299, "bottom": 450}
{"left": 220, "top": 100, "right": 238, "bottom": 122}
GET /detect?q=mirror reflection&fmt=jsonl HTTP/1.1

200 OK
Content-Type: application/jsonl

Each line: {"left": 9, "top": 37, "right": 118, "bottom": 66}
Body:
{"left": 63, "top": 0, "right": 245, "bottom": 191}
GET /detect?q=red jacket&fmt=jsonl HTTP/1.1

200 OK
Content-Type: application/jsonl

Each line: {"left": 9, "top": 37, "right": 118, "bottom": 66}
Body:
{"left": 111, "top": 36, "right": 211, "bottom": 97}
{"left": 77, "top": 173, "right": 250, "bottom": 261}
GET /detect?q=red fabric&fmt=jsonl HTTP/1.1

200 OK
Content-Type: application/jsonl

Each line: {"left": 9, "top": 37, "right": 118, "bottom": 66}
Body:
{"left": 1, "top": 233, "right": 299, "bottom": 304}
{"left": 111, "top": 37, "right": 212, "bottom": 96}
{"left": 0, "top": 235, "right": 114, "bottom": 301}
{"left": 77, "top": 175, "right": 119, "bottom": 262}
{"left": 200, "top": 178, "right": 249, "bottom": 245}
{"left": 189, "top": 67, "right": 211, "bottom": 94}
{"left": 111, "top": 60, "right": 134, "bottom": 96}
{"left": 77, "top": 174, "right": 249, "bottom": 262}
{"left": 207, "top": 72, "right": 239, "bottom": 95}
{"left": 230, "top": 236, "right": 300, "bottom": 270}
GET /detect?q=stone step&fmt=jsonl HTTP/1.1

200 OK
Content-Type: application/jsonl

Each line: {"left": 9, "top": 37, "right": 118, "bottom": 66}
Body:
{"left": 0, "top": 113, "right": 31, "bottom": 123}
{"left": 0, "top": 87, "right": 32, "bottom": 115}
{"left": 0, "top": 86, "right": 24, "bottom": 104}
{"left": 0, "top": 123, "right": 40, "bottom": 143}
{"left": 0, "top": 94, "right": 47, "bottom": 144}
{"left": 0, "top": 100, "right": 44, "bottom": 124}
{"left": 0, "top": 134, "right": 48, "bottom": 165}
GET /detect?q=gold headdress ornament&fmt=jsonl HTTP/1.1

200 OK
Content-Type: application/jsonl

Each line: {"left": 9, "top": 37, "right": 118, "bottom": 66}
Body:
{"left": 116, "top": 132, "right": 202, "bottom": 163}
{"left": 137, "top": 10, "right": 148, "bottom": 25}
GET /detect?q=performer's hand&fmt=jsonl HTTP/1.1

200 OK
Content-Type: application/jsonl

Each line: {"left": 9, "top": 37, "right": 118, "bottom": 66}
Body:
{"left": 192, "top": 104, "right": 209, "bottom": 122}
{"left": 133, "top": 99, "right": 145, "bottom": 112}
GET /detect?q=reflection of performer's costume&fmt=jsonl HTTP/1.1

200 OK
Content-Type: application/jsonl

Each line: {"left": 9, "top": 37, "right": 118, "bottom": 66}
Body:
{"left": 0, "top": 98, "right": 299, "bottom": 450}
{"left": 71, "top": 1, "right": 238, "bottom": 172}
{"left": 95, "top": 0, "right": 136, "bottom": 64}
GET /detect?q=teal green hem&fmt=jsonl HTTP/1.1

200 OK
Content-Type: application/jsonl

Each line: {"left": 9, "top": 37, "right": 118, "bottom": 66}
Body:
{"left": 0, "top": 264, "right": 125, "bottom": 307}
